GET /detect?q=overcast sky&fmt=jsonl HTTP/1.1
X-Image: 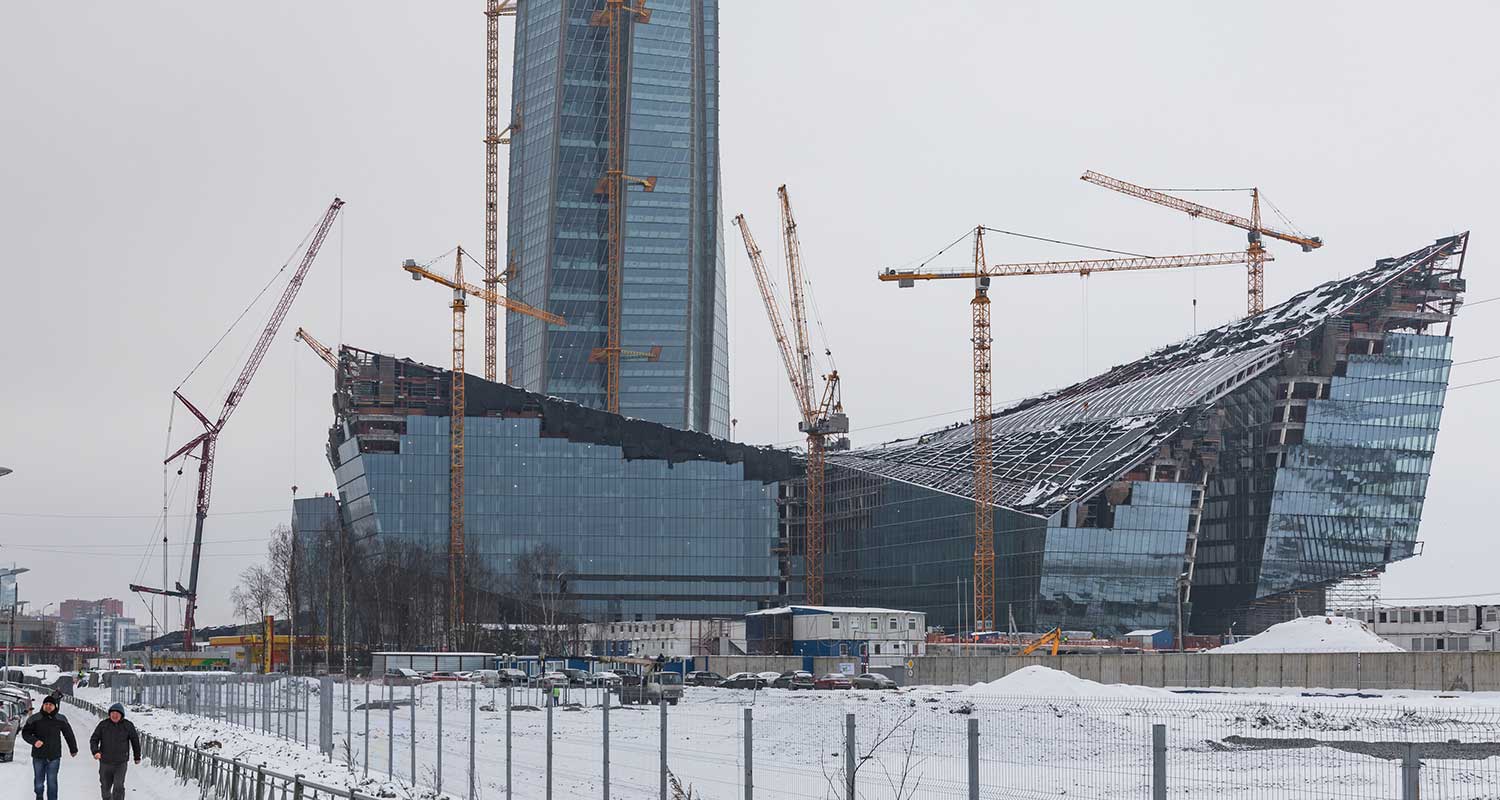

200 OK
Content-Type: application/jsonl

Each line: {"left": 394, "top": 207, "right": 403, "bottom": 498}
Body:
{"left": 3, "top": 2, "right": 1498, "bottom": 630}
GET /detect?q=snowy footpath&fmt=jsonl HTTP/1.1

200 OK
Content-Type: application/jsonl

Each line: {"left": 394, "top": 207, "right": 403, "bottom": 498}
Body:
{"left": 1, "top": 736, "right": 197, "bottom": 800}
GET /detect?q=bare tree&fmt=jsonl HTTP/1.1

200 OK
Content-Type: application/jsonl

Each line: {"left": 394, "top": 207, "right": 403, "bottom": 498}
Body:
{"left": 230, "top": 565, "right": 277, "bottom": 623}
{"left": 505, "top": 544, "right": 578, "bottom": 657}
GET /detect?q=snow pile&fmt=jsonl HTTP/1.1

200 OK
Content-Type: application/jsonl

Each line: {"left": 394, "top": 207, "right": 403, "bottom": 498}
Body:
{"left": 964, "top": 665, "right": 1174, "bottom": 700}
{"left": 1213, "top": 616, "right": 1402, "bottom": 654}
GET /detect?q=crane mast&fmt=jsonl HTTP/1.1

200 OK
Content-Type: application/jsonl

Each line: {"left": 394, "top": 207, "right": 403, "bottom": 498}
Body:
{"left": 882, "top": 230, "right": 1262, "bottom": 634}
{"left": 484, "top": 1, "right": 517, "bottom": 382}
{"left": 138, "top": 198, "right": 344, "bottom": 651}
{"left": 1080, "top": 170, "right": 1322, "bottom": 314}
{"left": 588, "top": 1, "right": 655, "bottom": 413}
{"left": 969, "top": 228, "right": 995, "bottom": 633}
{"left": 405, "top": 247, "right": 566, "bottom": 647}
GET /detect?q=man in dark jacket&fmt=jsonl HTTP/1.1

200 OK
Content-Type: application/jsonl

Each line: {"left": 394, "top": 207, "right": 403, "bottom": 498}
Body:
{"left": 21, "top": 693, "right": 78, "bottom": 800}
{"left": 89, "top": 702, "right": 141, "bottom": 800}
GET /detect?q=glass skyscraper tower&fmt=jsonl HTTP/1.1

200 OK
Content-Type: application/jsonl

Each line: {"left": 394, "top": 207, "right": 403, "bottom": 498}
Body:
{"left": 505, "top": 0, "right": 729, "bottom": 437}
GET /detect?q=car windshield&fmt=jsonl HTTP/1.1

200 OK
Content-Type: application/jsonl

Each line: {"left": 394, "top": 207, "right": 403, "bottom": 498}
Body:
{"left": 656, "top": 673, "right": 683, "bottom": 685}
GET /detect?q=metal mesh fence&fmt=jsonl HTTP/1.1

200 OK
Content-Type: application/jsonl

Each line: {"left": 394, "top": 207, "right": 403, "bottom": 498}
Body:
{"left": 97, "top": 675, "right": 1500, "bottom": 799}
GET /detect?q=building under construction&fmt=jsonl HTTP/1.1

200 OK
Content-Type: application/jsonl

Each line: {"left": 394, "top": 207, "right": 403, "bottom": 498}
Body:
{"left": 810, "top": 235, "right": 1468, "bottom": 636}
{"left": 326, "top": 345, "right": 796, "bottom": 621}
{"left": 321, "top": 234, "right": 1466, "bottom": 636}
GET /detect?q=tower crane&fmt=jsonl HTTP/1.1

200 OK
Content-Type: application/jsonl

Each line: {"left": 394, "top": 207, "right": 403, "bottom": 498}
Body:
{"left": 881, "top": 228, "right": 1260, "bottom": 633}
{"left": 733, "top": 186, "right": 847, "bottom": 606}
{"left": 294, "top": 327, "right": 340, "bottom": 372}
{"left": 131, "top": 197, "right": 344, "bottom": 651}
{"left": 590, "top": 0, "right": 657, "bottom": 413}
{"left": 1080, "top": 170, "right": 1322, "bottom": 314}
{"left": 403, "top": 247, "right": 565, "bottom": 646}
{"left": 484, "top": 1, "right": 518, "bottom": 382}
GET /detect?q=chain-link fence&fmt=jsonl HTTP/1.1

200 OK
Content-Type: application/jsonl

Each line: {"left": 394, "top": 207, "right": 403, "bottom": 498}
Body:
{"left": 100, "top": 674, "right": 1500, "bottom": 800}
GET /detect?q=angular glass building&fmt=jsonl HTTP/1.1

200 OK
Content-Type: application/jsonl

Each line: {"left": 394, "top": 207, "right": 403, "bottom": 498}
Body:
{"left": 326, "top": 346, "right": 790, "bottom": 621}
{"left": 813, "top": 235, "right": 1469, "bottom": 636}
{"left": 505, "top": 0, "right": 729, "bottom": 437}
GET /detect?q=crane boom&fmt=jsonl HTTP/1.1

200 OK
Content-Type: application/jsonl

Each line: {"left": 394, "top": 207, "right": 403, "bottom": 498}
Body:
{"left": 1080, "top": 170, "right": 1322, "bottom": 314}
{"left": 157, "top": 197, "right": 344, "bottom": 651}
{"left": 404, "top": 261, "right": 566, "bottom": 325}
{"left": 779, "top": 186, "right": 815, "bottom": 415}
{"left": 295, "top": 327, "right": 339, "bottom": 371}
{"left": 1080, "top": 171, "right": 1323, "bottom": 251}
{"left": 733, "top": 215, "right": 810, "bottom": 422}
{"left": 881, "top": 250, "right": 1259, "bottom": 282}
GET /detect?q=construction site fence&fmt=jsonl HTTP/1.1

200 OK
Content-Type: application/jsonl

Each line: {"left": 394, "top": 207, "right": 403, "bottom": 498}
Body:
{"left": 904, "top": 650, "right": 1500, "bottom": 692}
{"left": 78, "top": 675, "right": 1500, "bottom": 799}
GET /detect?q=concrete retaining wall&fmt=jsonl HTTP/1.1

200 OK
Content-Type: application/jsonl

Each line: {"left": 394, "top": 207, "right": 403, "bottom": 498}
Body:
{"left": 907, "top": 651, "right": 1500, "bottom": 692}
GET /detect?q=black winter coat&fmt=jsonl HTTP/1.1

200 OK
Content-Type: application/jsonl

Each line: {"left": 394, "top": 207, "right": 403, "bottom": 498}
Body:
{"left": 21, "top": 709, "right": 78, "bottom": 760}
{"left": 89, "top": 718, "right": 141, "bottom": 764}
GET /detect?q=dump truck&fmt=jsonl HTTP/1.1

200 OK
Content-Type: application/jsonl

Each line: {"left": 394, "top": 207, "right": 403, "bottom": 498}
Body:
{"left": 609, "top": 657, "right": 684, "bottom": 705}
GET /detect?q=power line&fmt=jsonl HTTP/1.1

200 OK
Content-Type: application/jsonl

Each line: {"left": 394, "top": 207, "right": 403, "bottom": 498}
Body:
{"left": 0, "top": 507, "right": 289, "bottom": 520}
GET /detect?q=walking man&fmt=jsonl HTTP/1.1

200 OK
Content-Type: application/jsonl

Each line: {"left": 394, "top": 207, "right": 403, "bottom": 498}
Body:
{"left": 89, "top": 702, "right": 141, "bottom": 800}
{"left": 21, "top": 693, "right": 78, "bottom": 800}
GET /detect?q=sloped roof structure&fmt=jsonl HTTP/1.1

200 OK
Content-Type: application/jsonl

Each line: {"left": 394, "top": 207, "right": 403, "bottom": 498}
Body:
{"left": 831, "top": 235, "right": 1468, "bottom": 518}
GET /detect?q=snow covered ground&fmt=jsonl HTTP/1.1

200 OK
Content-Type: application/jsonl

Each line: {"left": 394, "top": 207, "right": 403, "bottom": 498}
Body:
{"left": 77, "top": 669, "right": 1500, "bottom": 799}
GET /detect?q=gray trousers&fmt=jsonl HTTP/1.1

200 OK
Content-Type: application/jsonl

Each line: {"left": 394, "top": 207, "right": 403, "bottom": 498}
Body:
{"left": 98, "top": 760, "right": 128, "bottom": 800}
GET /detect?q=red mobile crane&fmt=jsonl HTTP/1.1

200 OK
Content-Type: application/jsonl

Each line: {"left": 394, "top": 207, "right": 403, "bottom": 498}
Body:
{"left": 132, "top": 198, "right": 344, "bottom": 651}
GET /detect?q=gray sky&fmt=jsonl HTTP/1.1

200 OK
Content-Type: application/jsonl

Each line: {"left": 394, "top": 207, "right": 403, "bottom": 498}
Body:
{"left": 3, "top": 2, "right": 1497, "bottom": 629}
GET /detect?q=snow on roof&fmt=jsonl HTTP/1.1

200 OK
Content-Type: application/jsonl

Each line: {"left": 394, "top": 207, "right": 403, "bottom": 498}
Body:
{"left": 830, "top": 235, "right": 1467, "bottom": 517}
{"left": 1123, "top": 629, "right": 1167, "bottom": 637}
{"left": 1212, "top": 615, "right": 1403, "bottom": 654}
{"left": 747, "top": 605, "right": 921, "bottom": 616}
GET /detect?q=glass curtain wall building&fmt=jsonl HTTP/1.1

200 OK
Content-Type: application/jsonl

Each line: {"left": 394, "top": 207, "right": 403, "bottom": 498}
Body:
{"left": 505, "top": 0, "right": 729, "bottom": 437}
{"left": 810, "top": 235, "right": 1469, "bottom": 636}
{"left": 326, "top": 346, "right": 791, "bottom": 621}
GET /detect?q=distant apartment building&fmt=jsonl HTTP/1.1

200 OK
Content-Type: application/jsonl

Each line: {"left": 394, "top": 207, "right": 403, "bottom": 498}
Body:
{"left": 1337, "top": 605, "right": 1500, "bottom": 652}
{"left": 60, "top": 598, "right": 124, "bottom": 620}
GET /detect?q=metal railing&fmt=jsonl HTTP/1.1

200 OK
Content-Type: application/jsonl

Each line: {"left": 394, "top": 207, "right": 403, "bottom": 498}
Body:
{"left": 80, "top": 677, "right": 1500, "bottom": 799}
{"left": 63, "top": 691, "right": 400, "bottom": 800}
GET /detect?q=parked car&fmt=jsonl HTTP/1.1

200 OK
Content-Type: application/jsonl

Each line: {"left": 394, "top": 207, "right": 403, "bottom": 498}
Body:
{"left": 383, "top": 668, "right": 424, "bottom": 686}
{"left": 771, "top": 671, "right": 816, "bottom": 690}
{"left": 720, "top": 672, "right": 766, "bottom": 690}
{"left": 684, "top": 671, "right": 724, "bottom": 687}
{"left": 594, "top": 671, "right": 623, "bottom": 688}
{"left": 755, "top": 671, "right": 783, "bottom": 685}
{"left": 0, "top": 690, "right": 27, "bottom": 762}
{"left": 425, "top": 671, "right": 467, "bottom": 683}
{"left": 497, "top": 668, "right": 531, "bottom": 687}
{"left": 562, "top": 668, "right": 597, "bottom": 687}
{"left": 537, "top": 671, "right": 570, "bottom": 689}
{"left": 851, "top": 673, "right": 897, "bottom": 690}
{"left": 814, "top": 673, "right": 853, "bottom": 690}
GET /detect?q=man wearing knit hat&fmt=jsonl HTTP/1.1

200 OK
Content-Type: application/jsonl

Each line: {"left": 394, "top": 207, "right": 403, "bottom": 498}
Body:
{"left": 89, "top": 702, "right": 141, "bottom": 800}
{"left": 21, "top": 693, "right": 78, "bottom": 800}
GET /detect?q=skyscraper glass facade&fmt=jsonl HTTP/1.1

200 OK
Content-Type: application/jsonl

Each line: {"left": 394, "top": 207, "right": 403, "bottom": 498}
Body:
{"left": 506, "top": 0, "right": 728, "bottom": 437}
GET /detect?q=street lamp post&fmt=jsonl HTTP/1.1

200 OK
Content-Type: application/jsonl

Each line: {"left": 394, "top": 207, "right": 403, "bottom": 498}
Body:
{"left": 2, "top": 567, "right": 32, "bottom": 674}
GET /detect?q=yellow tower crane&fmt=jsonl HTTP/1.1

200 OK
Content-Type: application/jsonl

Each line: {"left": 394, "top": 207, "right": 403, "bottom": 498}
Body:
{"left": 403, "top": 247, "right": 566, "bottom": 646}
{"left": 589, "top": 0, "right": 657, "bottom": 413}
{"left": 1080, "top": 170, "right": 1322, "bottom": 314}
{"left": 881, "top": 230, "right": 1260, "bottom": 632}
{"left": 733, "top": 186, "right": 848, "bottom": 606}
